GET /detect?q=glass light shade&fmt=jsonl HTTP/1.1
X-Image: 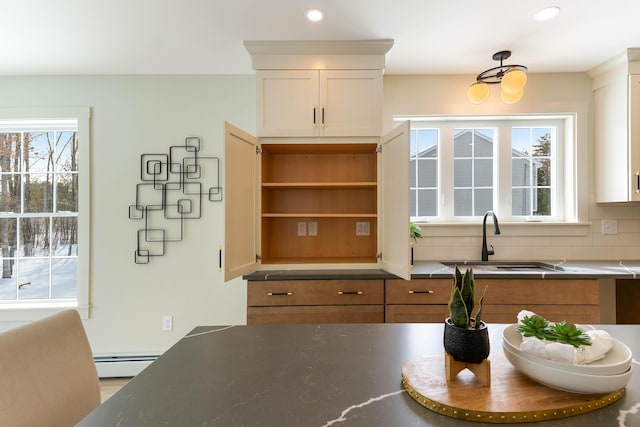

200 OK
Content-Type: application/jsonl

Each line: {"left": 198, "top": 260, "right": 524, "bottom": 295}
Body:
{"left": 501, "top": 69, "right": 527, "bottom": 94}
{"left": 500, "top": 88, "right": 524, "bottom": 104}
{"left": 306, "top": 9, "right": 324, "bottom": 21}
{"left": 467, "top": 82, "right": 489, "bottom": 104}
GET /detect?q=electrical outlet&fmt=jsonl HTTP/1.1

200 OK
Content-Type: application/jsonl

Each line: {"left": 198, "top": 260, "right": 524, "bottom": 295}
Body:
{"left": 355, "top": 221, "right": 370, "bottom": 236}
{"left": 162, "top": 315, "right": 173, "bottom": 331}
{"left": 308, "top": 221, "right": 318, "bottom": 236}
{"left": 602, "top": 219, "right": 618, "bottom": 235}
{"left": 297, "top": 222, "right": 307, "bottom": 236}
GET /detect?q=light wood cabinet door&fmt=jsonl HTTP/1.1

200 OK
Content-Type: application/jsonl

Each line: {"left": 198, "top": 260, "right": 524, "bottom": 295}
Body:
{"left": 223, "top": 122, "right": 259, "bottom": 281}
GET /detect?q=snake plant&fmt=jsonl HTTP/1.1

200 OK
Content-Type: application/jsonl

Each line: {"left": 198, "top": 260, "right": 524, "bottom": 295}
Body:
{"left": 448, "top": 266, "right": 487, "bottom": 329}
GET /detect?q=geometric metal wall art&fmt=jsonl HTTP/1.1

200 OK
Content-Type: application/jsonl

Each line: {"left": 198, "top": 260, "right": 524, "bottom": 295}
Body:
{"left": 129, "top": 136, "right": 223, "bottom": 264}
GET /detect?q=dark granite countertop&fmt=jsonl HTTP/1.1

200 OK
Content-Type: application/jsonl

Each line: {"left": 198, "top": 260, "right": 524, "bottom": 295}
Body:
{"left": 80, "top": 323, "right": 640, "bottom": 426}
{"left": 245, "top": 261, "right": 640, "bottom": 281}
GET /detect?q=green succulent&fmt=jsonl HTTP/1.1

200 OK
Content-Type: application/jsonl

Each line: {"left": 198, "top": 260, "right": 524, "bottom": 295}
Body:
{"left": 546, "top": 321, "right": 592, "bottom": 348}
{"left": 448, "top": 266, "right": 487, "bottom": 329}
{"left": 517, "top": 315, "right": 551, "bottom": 340}
{"left": 517, "top": 315, "right": 592, "bottom": 348}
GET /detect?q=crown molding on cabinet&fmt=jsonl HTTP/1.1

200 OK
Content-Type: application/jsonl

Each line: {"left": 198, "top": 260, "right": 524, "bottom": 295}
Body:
{"left": 588, "top": 48, "right": 640, "bottom": 90}
{"left": 243, "top": 39, "right": 394, "bottom": 71}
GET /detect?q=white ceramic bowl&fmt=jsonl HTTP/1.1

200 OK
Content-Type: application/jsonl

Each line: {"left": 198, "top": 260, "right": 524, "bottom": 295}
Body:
{"left": 502, "top": 343, "right": 633, "bottom": 394}
{"left": 502, "top": 324, "right": 632, "bottom": 375}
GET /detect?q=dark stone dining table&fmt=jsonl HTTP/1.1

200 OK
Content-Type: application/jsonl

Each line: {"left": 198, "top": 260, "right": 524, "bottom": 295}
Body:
{"left": 78, "top": 322, "right": 640, "bottom": 426}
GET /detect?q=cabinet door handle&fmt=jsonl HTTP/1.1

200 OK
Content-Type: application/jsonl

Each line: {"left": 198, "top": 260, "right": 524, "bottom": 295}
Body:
{"left": 267, "top": 292, "right": 293, "bottom": 296}
{"left": 409, "top": 290, "right": 434, "bottom": 294}
{"left": 313, "top": 107, "right": 317, "bottom": 128}
{"left": 338, "top": 291, "right": 363, "bottom": 295}
{"left": 321, "top": 107, "right": 325, "bottom": 127}
{"left": 636, "top": 172, "right": 640, "bottom": 194}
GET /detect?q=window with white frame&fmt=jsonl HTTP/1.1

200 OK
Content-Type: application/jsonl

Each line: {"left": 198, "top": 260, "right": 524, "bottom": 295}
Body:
{"left": 0, "top": 108, "right": 89, "bottom": 316}
{"left": 406, "top": 115, "right": 567, "bottom": 223}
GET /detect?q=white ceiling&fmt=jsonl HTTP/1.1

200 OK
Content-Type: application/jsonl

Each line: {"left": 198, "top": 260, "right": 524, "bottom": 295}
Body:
{"left": 3, "top": 0, "right": 640, "bottom": 75}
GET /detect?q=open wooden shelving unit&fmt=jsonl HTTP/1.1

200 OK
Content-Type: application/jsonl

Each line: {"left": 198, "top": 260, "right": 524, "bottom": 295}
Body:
{"left": 261, "top": 143, "right": 378, "bottom": 264}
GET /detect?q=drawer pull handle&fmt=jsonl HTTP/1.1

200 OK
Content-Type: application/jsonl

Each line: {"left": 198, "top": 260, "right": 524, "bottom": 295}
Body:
{"left": 267, "top": 292, "right": 293, "bottom": 296}
{"left": 338, "top": 291, "right": 363, "bottom": 295}
{"left": 409, "top": 290, "right": 434, "bottom": 294}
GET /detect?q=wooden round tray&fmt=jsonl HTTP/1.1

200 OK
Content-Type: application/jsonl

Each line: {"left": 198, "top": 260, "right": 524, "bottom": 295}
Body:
{"left": 401, "top": 352, "right": 625, "bottom": 423}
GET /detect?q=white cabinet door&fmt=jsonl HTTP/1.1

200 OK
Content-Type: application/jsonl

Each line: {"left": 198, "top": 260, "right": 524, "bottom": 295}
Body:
{"left": 379, "top": 121, "right": 411, "bottom": 280}
{"left": 224, "top": 122, "right": 260, "bottom": 281}
{"left": 628, "top": 75, "right": 640, "bottom": 201}
{"left": 256, "top": 70, "right": 318, "bottom": 137}
{"left": 320, "top": 70, "right": 382, "bottom": 137}
{"left": 594, "top": 74, "right": 640, "bottom": 202}
{"left": 256, "top": 69, "right": 382, "bottom": 138}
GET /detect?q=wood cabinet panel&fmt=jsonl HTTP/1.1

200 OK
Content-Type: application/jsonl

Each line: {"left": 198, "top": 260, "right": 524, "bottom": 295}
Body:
{"left": 385, "top": 278, "right": 601, "bottom": 324}
{"left": 481, "top": 304, "right": 600, "bottom": 324}
{"left": 248, "top": 280, "right": 384, "bottom": 306}
{"left": 476, "top": 279, "right": 600, "bottom": 305}
{"left": 385, "top": 304, "right": 600, "bottom": 324}
{"left": 260, "top": 143, "right": 379, "bottom": 265}
{"left": 248, "top": 278, "right": 601, "bottom": 325}
{"left": 385, "top": 305, "right": 449, "bottom": 323}
{"left": 616, "top": 279, "right": 640, "bottom": 324}
{"left": 248, "top": 305, "right": 384, "bottom": 324}
{"left": 386, "top": 279, "right": 451, "bottom": 304}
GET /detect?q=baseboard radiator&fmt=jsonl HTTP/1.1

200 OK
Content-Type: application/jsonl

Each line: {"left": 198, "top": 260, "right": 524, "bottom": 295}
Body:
{"left": 94, "top": 355, "right": 159, "bottom": 378}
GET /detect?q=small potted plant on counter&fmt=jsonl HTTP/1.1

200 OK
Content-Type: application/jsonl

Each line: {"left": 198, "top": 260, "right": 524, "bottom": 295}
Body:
{"left": 409, "top": 222, "right": 423, "bottom": 266}
{"left": 443, "top": 266, "right": 490, "bottom": 364}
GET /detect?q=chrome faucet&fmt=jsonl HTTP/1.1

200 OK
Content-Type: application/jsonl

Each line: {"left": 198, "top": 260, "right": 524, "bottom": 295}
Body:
{"left": 481, "top": 211, "right": 501, "bottom": 262}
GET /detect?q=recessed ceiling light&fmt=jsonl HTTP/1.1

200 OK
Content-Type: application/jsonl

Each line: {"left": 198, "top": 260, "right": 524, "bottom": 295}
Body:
{"left": 306, "top": 9, "right": 324, "bottom": 22}
{"left": 534, "top": 6, "right": 560, "bottom": 21}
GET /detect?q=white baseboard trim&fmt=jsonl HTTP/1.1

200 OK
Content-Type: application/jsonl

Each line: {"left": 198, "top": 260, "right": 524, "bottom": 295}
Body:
{"left": 94, "top": 355, "right": 158, "bottom": 378}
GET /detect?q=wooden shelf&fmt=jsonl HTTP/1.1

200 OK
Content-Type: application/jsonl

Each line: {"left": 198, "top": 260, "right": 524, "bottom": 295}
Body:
{"left": 262, "top": 213, "right": 377, "bottom": 218}
{"left": 261, "top": 256, "right": 378, "bottom": 264}
{"left": 262, "top": 182, "right": 376, "bottom": 189}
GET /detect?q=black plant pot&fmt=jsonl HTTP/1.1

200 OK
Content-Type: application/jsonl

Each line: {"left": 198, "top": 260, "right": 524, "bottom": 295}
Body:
{"left": 443, "top": 317, "right": 490, "bottom": 364}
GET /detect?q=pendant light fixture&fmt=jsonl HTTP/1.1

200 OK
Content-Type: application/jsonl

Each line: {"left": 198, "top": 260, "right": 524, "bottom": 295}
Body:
{"left": 467, "top": 51, "right": 528, "bottom": 104}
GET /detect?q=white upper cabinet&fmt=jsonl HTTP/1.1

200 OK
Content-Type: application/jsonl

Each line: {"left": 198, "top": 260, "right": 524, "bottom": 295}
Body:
{"left": 589, "top": 49, "right": 640, "bottom": 202}
{"left": 256, "top": 69, "right": 382, "bottom": 137}
{"left": 246, "top": 40, "right": 392, "bottom": 138}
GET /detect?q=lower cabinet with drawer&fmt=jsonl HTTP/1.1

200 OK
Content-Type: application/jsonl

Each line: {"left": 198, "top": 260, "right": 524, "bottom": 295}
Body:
{"left": 247, "top": 279, "right": 384, "bottom": 324}
{"left": 385, "top": 278, "right": 601, "bottom": 324}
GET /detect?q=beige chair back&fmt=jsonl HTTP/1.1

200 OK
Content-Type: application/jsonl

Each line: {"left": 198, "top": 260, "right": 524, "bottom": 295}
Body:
{"left": 0, "top": 309, "right": 101, "bottom": 426}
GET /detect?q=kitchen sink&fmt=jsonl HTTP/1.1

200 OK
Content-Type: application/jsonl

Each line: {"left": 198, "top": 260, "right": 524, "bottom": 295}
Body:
{"left": 440, "top": 261, "right": 564, "bottom": 272}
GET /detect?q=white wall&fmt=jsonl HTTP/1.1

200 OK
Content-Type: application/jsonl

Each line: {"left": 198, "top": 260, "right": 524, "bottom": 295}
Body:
{"left": 384, "top": 73, "right": 640, "bottom": 262}
{"left": 1, "top": 72, "right": 638, "bottom": 356}
{"left": 0, "top": 75, "right": 255, "bottom": 355}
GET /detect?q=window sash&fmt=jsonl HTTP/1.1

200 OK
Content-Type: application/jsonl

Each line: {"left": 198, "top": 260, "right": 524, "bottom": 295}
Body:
{"left": 0, "top": 108, "right": 89, "bottom": 319}
{"left": 404, "top": 116, "right": 566, "bottom": 223}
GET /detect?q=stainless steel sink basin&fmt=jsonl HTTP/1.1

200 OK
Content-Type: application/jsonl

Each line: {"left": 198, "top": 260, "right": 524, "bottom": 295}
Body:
{"left": 440, "top": 261, "right": 564, "bottom": 272}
